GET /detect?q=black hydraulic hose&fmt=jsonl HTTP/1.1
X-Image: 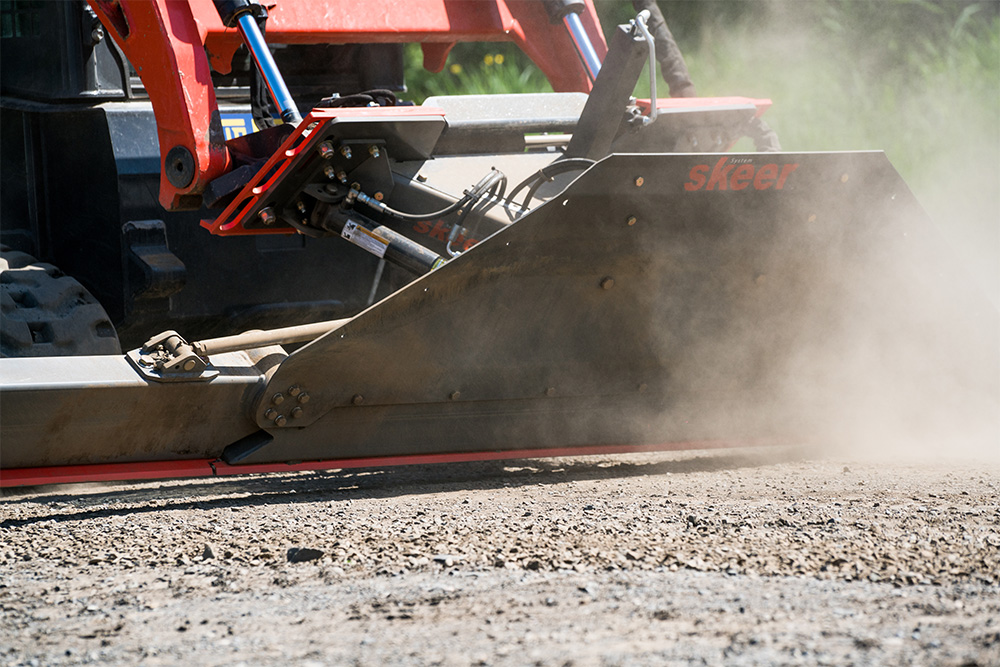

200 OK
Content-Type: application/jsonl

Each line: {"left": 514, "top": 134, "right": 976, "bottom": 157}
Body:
{"left": 506, "top": 158, "right": 595, "bottom": 217}
{"left": 358, "top": 169, "right": 505, "bottom": 223}
{"left": 446, "top": 171, "right": 507, "bottom": 257}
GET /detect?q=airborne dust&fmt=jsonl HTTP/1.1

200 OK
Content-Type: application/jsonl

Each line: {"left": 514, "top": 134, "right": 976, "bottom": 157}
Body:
{"left": 643, "top": 1, "right": 999, "bottom": 464}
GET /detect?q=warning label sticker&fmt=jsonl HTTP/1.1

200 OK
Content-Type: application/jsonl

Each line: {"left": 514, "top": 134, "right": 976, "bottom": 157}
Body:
{"left": 342, "top": 220, "right": 389, "bottom": 258}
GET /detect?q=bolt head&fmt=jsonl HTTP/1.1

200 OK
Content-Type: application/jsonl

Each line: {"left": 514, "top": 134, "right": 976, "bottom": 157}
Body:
{"left": 274, "top": 415, "right": 287, "bottom": 427}
{"left": 449, "top": 391, "right": 461, "bottom": 401}
{"left": 291, "top": 407, "right": 304, "bottom": 419}
{"left": 298, "top": 392, "right": 310, "bottom": 404}
{"left": 634, "top": 176, "right": 644, "bottom": 187}
{"left": 601, "top": 277, "right": 615, "bottom": 290}
{"left": 264, "top": 408, "right": 276, "bottom": 419}
{"left": 545, "top": 387, "right": 557, "bottom": 397}
{"left": 183, "top": 359, "right": 196, "bottom": 372}
{"left": 340, "top": 145, "right": 353, "bottom": 159}
{"left": 272, "top": 393, "right": 285, "bottom": 405}
{"left": 258, "top": 207, "right": 276, "bottom": 225}
{"left": 352, "top": 394, "right": 364, "bottom": 406}
{"left": 288, "top": 385, "right": 301, "bottom": 397}
{"left": 626, "top": 215, "right": 637, "bottom": 226}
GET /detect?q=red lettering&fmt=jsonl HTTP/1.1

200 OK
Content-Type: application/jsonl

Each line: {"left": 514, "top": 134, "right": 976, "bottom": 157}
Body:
{"left": 705, "top": 157, "right": 734, "bottom": 190}
{"left": 683, "top": 161, "right": 800, "bottom": 192}
{"left": 730, "top": 164, "right": 754, "bottom": 190}
{"left": 413, "top": 220, "right": 431, "bottom": 234}
{"left": 776, "top": 163, "right": 799, "bottom": 189}
{"left": 753, "top": 164, "right": 778, "bottom": 190}
{"left": 463, "top": 238, "right": 478, "bottom": 251}
{"left": 429, "top": 221, "right": 449, "bottom": 241}
{"left": 683, "top": 164, "right": 709, "bottom": 191}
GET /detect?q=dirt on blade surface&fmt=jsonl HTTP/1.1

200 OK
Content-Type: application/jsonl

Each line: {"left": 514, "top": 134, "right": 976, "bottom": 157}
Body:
{"left": 2, "top": 447, "right": 998, "bottom": 666}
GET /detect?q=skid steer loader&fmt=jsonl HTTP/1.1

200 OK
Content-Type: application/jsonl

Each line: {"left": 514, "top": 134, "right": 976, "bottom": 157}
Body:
{"left": 1, "top": 0, "right": 995, "bottom": 487}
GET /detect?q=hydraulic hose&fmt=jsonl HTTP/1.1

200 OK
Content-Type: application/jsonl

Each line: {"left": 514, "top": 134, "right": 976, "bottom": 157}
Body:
{"left": 354, "top": 169, "right": 505, "bottom": 223}
{"left": 447, "top": 172, "right": 507, "bottom": 257}
{"left": 506, "top": 158, "right": 595, "bottom": 217}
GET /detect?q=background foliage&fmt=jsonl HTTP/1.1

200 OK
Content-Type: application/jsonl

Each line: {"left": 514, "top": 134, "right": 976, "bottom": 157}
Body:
{"left": 402, "top": 1, "right": 999, "bottom": 302}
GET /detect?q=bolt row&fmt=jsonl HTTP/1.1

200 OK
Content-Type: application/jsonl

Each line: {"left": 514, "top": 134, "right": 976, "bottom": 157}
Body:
{"left": 264, "top": 385, "right": 310, "bottom": 427}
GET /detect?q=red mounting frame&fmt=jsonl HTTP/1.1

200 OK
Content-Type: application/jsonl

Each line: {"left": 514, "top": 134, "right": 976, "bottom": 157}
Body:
{"left": 201, "top": 106, "right": 446, "bottom": 236}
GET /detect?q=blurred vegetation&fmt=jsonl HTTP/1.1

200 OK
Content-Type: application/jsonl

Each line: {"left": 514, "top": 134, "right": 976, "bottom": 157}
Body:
{"left": 401, "top": 0, "right": 999, "bottom": 300}
{"left": 401, "top": 42, "right": 550, "bottom": 100}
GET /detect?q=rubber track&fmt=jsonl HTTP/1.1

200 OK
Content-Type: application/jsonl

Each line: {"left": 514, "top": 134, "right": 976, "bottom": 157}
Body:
{"left": 0, "top": 246, "right": 121, "bottom": 357}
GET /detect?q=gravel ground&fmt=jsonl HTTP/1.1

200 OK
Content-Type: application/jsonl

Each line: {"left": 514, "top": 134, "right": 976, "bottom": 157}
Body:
{"left": 2, "top": 446, "right": 999, "bottom": 666}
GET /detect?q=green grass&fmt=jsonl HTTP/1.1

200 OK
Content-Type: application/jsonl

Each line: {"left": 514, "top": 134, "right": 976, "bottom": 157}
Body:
{"left": 400, "top": 43, "right": 551, "bottom": 102}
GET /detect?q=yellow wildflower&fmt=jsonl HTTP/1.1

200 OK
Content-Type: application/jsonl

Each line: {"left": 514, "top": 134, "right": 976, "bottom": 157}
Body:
{"left": 494, "top": 53, "right": 504, "bottom": 65}
{"left": 449, "top": 63, "right": 462, "bottom": 75}
{"left": 484, "top": 54, "right": 494, "bottom": 66}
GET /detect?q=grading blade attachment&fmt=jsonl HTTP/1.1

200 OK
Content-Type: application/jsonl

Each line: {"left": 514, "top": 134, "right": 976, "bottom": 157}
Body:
{"left": 226, "top": 151, "right": 998, "bottom": 465}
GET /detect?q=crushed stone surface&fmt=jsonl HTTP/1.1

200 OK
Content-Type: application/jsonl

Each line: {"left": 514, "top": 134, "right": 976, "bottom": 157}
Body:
{"left": 2, "top": 447, "right": 998, "bottom": 666}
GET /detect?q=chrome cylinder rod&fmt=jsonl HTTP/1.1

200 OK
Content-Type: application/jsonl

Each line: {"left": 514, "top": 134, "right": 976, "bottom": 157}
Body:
{"left": 563, "top": 11, "right": 602, "bottom": 81}
{"left": 235, "top": 12, "right": 302, "bottom": 125}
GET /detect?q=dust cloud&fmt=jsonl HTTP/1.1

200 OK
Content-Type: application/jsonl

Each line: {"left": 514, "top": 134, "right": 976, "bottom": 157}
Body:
{"left": 643, "top": 1, "right": 999, "bottom": 464}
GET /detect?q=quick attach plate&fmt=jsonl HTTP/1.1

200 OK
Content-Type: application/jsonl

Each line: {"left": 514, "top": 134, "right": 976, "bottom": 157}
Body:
{"left": 201, "top": 107, "right": 446, "bottom": 236}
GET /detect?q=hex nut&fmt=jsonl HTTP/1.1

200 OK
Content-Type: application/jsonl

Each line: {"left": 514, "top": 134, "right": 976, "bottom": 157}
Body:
{"left": 258, "top": 207, "right": 276, "bottom": 225}
{"left": 318, "top": 141, "right": 335, "bottom": 159}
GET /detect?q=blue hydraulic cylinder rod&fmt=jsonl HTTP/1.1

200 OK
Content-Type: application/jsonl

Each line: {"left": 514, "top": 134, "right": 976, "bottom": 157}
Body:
{"left": 563, "top": 11, "right": 602, "bottom": 81}
{"left": 235, "top": 12, "right": 302, "bottom": 125}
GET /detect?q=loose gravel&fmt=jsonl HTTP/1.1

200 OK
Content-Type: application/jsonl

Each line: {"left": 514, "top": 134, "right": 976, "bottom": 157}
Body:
{"left": 2, "top": 447, "right": 998, "bottom": 666}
